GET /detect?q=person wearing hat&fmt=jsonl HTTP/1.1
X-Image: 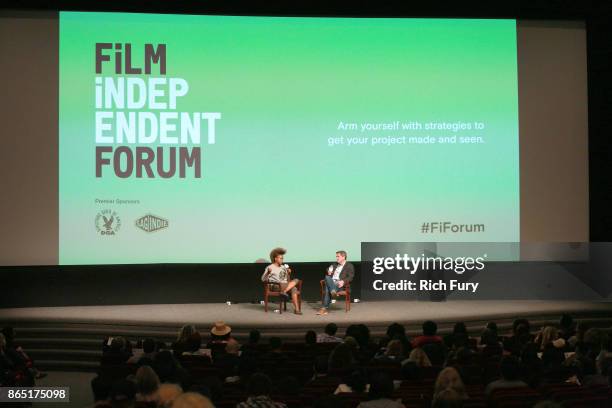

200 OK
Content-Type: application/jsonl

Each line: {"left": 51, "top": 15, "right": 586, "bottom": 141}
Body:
{"left": 261, "top": 247, "right": 302, "bottom": 315}
{"left": 207, "top": 321, "right": 233, "bottom": 358}
{"left": 210, "top": 321, "right": 232, "bottom": 339}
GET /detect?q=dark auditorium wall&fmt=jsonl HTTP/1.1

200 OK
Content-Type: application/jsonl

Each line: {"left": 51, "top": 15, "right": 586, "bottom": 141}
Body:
{"left": 0, "top": 262, "right": 362, "bottom": 307}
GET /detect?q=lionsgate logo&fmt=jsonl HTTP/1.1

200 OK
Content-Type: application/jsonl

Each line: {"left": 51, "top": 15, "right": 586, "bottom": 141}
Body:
{"left": 95, "top": 209, "right": 121, "bottom": 236}
{"left": 135, "top": 214, "right": 169, "bottom": 233}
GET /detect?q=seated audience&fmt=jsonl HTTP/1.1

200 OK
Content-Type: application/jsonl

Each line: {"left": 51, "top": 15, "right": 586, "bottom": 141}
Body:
{"left": 432, "top": 388, "right": 464, "bottom": 408}
{"left": 305, "top": 330, "right": 317, "bottom": 346}
{"left": 181, "top": 332, "right": 210, "bottom": 361}
{"left": 447, "top": 345, "right": 476, "bottom": 369}
{"left": 108, "top": 378, "right": 136, "bottom": 408}
{"left": 386, "top": 323, "right": 407, "bottom": 340}
{"left": 226, "top": 355, "right": 258, "bottom": 385}
{"left": 520, "top": 342, "right": 543, "bottom": 387}
{"left": 403, "top": 347, "right": 432, "bottom": 367}
{"left": 328, "top": 343, "right": 356, "bottom": 376}
{"left": 241, "top": 329, "right": 263, "bottom": 359}
{"left": 433, "top": 367, "right": 468, "bottom": 400}
{"left": 313, "top": 395, "right": 341, "bottom": 408}
{"left": 2, "top": 326, "right": 46, "bottom": 379}
{"left": 157, "top": 383, "right": 183, "bottom": 408}
{"left": 541, "top": 344, "right": 568, "bottom": 382}
{"left": 422, "top": 342, "right": 447, "bottom": 366}
{"left": 307, "top": 355, "right": 332, "bottom": 385}
{"left": 134, "top": 365, "right": 160, "bottom": 403}
{"left": 357, "top": 372, "right": 405, "bottom": 408}
{"left": 504, "top": 319, "right": 532, "bottom": 355}
{"left": 481, "top": 321, "right": 499, "bottom": 344}
{"left": 480, "top": 328, "right": 504, "bottom": 359}
{"left": 1, "top": 333, "right": 30, "bottom": 386}
{"left": 558, "top": 314, "right": 576, "bottom": 341}
{"left": 278, "top": 375, "right": 301, "bottom": 396}
{"left": 72, "top": 313, "right": 612, "bottom": 408}
{"left": 173, "top": 325, "right": 197, "bottom": 357}
{"left": 317, "top": 323, "right": 342, "bottom": 343}
{"left": 345, "top": 324, "right": 376, "bottom": 362}
{"left": 399, "top": 360, "right": 422, "bottom": 383}
{"left": 444, "top": 322, "right": 468, "bottom": 349}
{"left": 101, "top": 337, "right": 132, "bottom": 366}
{"left": 485, "top": 356, "right": 528, "bottom": 396}
{"left": 385, "top": 323, "right": 413, "bottom": 359}
{"left": 215, "top": 338, "right": 241, "bottom": 379}
{"left": 91, "top": 375, "right": 112, "bottom": 407}
{"left": 207, "top": 321, "right": 233, "bottom": 357}
{"left": 152, "top": 350, "right": 190, "bottom": 386}
{"left": 263, "top": 337, "right": 288, "bottom": 365}
{"left": 535, "top": 326, "right": 566, "bottom": 351}
{"left": 237, "top": 372, "right": 288, "bottom": 408}
{"left": 374, "top": 339, "right": 404, "bottom": 362}
{"left": 568, "top": 321, "right": 589, "bottom": 348}
{"left": 172, "top": 392, "right": 214, "bottom": 408}
{"left": 128, "top": 338, "right": 158, "bottom": 365}
{"left": 412, "top": 320, "right": 443, "bottom": 348}
{"left": 335, "top": 370, "right": 367, "bottom": 394}
{"left": 411, "top": 321, "right": 446, "bottom": 365}
{"left": 534, "top": 402, "right": 563, "bottom": 408}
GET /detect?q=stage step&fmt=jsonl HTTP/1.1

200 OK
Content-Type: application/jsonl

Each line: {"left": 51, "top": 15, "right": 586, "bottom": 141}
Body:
{"left": 18, "top": 337, "right": 104, "bottom": 350}
{"left": 33, "top": 359, "right": 100, "bottom": 372}
{"left": 27, "top": 348, "right": 101, "bottom": 361}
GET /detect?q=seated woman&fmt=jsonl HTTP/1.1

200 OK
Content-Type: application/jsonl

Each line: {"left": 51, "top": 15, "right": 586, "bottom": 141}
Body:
{"left": 261, "top": 247, "right": 302, "bottom": 314}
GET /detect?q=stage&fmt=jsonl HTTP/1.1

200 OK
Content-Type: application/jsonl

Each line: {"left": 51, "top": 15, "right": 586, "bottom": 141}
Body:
{"left": 2, "top": 300, "right": 612, "bottom": 333}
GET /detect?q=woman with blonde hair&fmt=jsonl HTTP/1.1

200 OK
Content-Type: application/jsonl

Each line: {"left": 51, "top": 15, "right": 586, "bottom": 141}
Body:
{"left": 134, "top": 365, "right": 160, "bottom": 402}
{"left": 158, "top": 383, "right": 183, "bottom": 408}
{"left": 172, "top": 392, "right": 214, "bottom": 408}
{"left": 432, "top": 388, "right": 463, "bottom": 408}
{"left": 406, "top": 347, "right": 432, "bottom": 368}
{"left": 536, "top": 326, "right": 565, "bottom": 350}
{"left": 385, "top": 340, "right": 404, "bottom": 359}
{"left": 433, "top": 367, "right": 468, "bottom": 400}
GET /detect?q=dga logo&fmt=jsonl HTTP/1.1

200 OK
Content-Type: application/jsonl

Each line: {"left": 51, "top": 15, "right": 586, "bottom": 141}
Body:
{"left": 135, "top": 214, "right": 169, "bottom": 233}
{"left": 95, "top": 209, "right": 121, "bottom": 236}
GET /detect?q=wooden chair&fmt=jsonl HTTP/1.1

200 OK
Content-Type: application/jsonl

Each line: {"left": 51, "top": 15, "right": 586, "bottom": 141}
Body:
{"left": 319, "top": 279, "right": 351, "bottom": 312}
{"left": 263, "top": 270, "right": 302, "bottom": 313}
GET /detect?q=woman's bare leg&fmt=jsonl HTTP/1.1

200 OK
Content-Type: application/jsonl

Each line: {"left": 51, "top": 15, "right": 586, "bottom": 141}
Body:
{"left": 291, "top": 292, "right": 300, "bottom": 312}
{"left": 283, "top": 279, "right": 298, "bottom": 293}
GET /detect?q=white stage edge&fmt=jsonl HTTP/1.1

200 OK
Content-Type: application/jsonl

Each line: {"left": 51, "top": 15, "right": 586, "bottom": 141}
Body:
{"left": 1, "top": 300, "right": 611, "bottom": 331}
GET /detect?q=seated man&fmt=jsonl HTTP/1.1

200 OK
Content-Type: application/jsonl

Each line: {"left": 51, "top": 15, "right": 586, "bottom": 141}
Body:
{"left": 411, "top": 320, "right": 443, "bottom": 348}
{"left": 261, "top": 247, "right": 302, "bottom": 314}
{"left": 317, "top": 250, "right": 354, "bottom": 315}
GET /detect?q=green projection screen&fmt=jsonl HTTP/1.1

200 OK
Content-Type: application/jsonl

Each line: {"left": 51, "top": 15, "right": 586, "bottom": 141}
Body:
{"left": 59, "top": 12, "right": 519, "bottom": 264}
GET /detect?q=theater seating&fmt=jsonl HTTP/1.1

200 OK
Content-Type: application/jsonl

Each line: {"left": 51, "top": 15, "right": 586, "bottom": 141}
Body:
{"left": 92, "top": 338, "right": 612, "bottom": 407}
